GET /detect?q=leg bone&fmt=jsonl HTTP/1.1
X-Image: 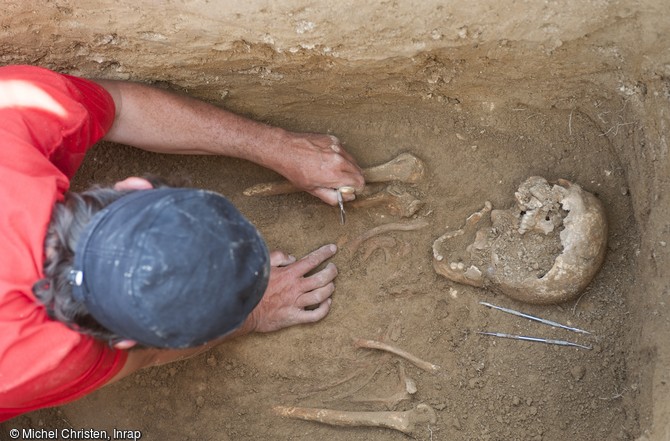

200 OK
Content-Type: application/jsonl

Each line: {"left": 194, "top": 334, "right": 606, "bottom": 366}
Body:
{"left": 273, "top": 403, "right": 437, "bottom": 436}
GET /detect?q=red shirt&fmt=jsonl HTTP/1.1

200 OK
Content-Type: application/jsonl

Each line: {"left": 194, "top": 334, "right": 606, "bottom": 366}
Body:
{"left": 0, "top": 65, "right": 127, "bottom": 421}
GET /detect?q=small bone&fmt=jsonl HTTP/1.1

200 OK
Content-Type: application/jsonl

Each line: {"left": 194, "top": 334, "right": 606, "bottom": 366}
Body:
{"left": 350, "top": 362, "right": 416, "bottom": 410}
{"left": 273, "top": 403, "right": 437, "bottom": 436}
{"left": 360, "top": 236, "right": 397, "bottom": 262}
{"left": 243, "top": 153, "right": 426, "bottom": 197}
{"left": 398, "top": 363, "right": 418, "bottom": 395}
{"left": 350, "top": 185, "right": 424, "bottom": 218}
{"left": 343, "top": 219, "right": 429, "bottom": 254}
{"left": 351, "top": 390, "right": 411, "bottom": 410}
{"left": 353, "top": 338, "right": 441, "bottom": 373}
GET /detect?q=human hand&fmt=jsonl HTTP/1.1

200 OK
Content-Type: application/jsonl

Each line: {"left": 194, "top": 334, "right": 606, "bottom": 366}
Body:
{"left": 273, "top": 132, "right": 365, "bottom": 205}
{"left": 247, "top": 244, "right": 339, "bottom": 333}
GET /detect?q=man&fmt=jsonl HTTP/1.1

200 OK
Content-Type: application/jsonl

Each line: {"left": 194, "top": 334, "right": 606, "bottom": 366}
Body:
{"left": 0, "top": 65, "right": 364, "bottom": 420}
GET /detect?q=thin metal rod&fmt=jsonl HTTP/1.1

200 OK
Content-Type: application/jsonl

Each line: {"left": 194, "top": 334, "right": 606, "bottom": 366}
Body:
{"left": 336, "top": 189, "right": 346, "bottom": 225}
{"left": 477, "top": 331, "right": 592, "bottom": 350}
{"left": 479, "top": 301, "right": 591, "bottom": 335}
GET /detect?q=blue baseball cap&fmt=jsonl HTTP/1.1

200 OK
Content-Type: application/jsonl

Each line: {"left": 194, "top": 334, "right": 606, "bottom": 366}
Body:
{"left": 70, "top": 188, "right": 270, "bottom": 348}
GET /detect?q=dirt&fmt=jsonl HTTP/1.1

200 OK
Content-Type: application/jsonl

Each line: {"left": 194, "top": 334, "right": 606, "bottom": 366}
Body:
{"left": 2, "top": 2, "right": 669, "bottom": 439}
{"left": 4, "top": 48, "right": 641, "bottom": 440}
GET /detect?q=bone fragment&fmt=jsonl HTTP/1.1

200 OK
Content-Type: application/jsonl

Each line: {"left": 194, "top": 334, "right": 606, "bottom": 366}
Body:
{"left": 353, "top": 338, "right": 441, "bottom": 373}
{"left": 360, "top": 236, "right": 397, "bottom": 262}
{"left": 243, "top": 153, "right": 426, "bottom": 197}
{"left": 398, "top": 363, "right": 418, "bottom": 395}
{"left": 350, "top": 185, "right": 424, "bottom": 217}
{"left": 350, "top": 362, "right": 417, "bottom": 410}
{"left": 273, "top": 403, "right": 437, "bottom": 436}
{"left": 343, "top": 219, "right": 429, "bottom": 254}
{"left": 351, "top": 390, "right": 411, "bottom": 410}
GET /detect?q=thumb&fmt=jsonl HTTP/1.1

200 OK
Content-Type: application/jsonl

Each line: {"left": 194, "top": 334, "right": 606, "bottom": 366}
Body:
{"left": 270, "top": 251, "right": 296, "bottom": 267}
{"left": 309, "top": 187, "right": 339, "bottom": 206}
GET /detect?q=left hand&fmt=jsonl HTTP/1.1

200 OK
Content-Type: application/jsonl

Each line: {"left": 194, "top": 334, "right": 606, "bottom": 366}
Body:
{"left": 246, "top": 244, "right": 339, "bottom": 333}
{"left": 272, "top": 132, "right": 365, "bottom": 205}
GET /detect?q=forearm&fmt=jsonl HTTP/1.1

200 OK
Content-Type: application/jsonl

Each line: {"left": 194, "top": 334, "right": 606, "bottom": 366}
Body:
{"left": 95, "top": 79, "right": 289, "bottom": 171}
{"left": 106, "top": 315, "right": 257, "bottom": 385}
{"left": 95, "top": 77, "right": 364, "bottom": 205}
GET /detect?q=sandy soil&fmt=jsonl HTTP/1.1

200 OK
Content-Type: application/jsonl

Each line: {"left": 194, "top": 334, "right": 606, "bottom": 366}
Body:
{"left": 6, "top": 48, "right": 642, "bottom": 440}
{"left": 2, "top": 1, "right": 669, "bottom": 439}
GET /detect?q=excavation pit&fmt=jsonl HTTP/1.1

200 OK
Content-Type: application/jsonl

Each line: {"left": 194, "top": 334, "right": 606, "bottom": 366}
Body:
{"left": 1, "top": 2, "right": 668, "bottom": 440}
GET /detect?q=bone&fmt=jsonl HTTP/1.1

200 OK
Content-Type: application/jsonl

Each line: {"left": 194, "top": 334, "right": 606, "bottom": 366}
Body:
{"left": 351, "top": 390, "right": 411, "bottom": 410}
{"left": 398, "top": 363, "right": 418, "bottom": 395}
{"left": 350, "top": 362, "right": 417, "bottom": 410}
{"left": 273, "top": 403, "right": 437, "bottom": 436}
{"left": 432, "top": 176, "right": 608, "bottom": 304}
{"left": 342, "top": 218, "right": 429, "bottom": 255}
{"left": 353, "top": 338, "right": 441, "bottom": 373}
{"left": 350, "top": 185, "right": 424, "bottom": 217}
{"left": 362, "top": 152, "right": 425, "bottom": 184}
{"left": 243, "top": 153, "right": 426, "bottom": 197}
{"left": 360, "top": 236, "right": 397, "bottom": 262}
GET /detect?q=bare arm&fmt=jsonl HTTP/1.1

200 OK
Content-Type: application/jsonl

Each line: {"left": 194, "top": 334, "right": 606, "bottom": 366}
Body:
{"left": 94, "top": 79, "right": 364, "bottom": 205}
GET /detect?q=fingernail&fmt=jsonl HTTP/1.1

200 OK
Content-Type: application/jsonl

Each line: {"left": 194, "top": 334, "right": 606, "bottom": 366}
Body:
{"left": 329, "top": 244, "right": 337, "bottom": 253}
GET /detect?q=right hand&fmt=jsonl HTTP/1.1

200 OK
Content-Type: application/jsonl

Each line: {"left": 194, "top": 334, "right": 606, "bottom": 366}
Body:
{"left": 247, "top": 244, "right": 339, "bottom": 333}
{"left": 272, "top": 132, "right": 365, "bottom": 205}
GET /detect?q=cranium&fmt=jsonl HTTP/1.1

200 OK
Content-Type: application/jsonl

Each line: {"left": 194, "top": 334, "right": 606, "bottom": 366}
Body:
{"left": 432, "top": 177, "right": 608, "bottom": 304}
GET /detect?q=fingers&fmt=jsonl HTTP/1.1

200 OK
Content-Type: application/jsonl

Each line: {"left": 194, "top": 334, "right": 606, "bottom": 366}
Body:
{"left": 250, "top": 244, "right": 339, "bottom": 333}
{"left": 291, "top": 244, "right": 338, "bottom": 275}
{"left": 310, "top": 188, "right": 339, "bottom": 206}
{"left": 328, "top": 135, "right": 361, "bottom": 173}
{"left": 270, "top": 250, "right": 296, "bottom": 267}
{"left": 294, "top": 298, "right": 332, "bottom": 323}
{"left": 309, "top": 185, "right": 358, "bottom": 206}
{"left": 301, "top": 262, "right": 337, "bottom": 292}
{"left": 319, "top": 135, "right": 366, "bottom": 189}
{"left": 114, "top": 176, "right": 154, "bottom": 191}
{"left": 295, "top": 282, "right": 335, "bottom": 308}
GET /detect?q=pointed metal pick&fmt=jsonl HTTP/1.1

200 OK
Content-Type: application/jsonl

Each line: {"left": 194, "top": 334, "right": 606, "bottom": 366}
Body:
{"left": 336, "top": 189, "right": 346, "bottom": 225}
{"left": 477, "top": 331, "right": 592, "bottom": 350}
{"left": 479, "top": 301, "right": 591, "bottom": 335}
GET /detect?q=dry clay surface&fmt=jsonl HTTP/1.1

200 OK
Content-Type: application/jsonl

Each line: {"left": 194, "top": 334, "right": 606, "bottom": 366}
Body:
{"left": 36, "top": 86, "right": 639, "bottom": 440}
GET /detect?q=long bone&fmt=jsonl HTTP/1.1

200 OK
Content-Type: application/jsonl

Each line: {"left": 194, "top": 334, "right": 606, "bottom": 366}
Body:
{"left": 273, "top": 403, "right": 437, "bottom": 436}
{"left": 342, "top": 218, "right": 430, "bottom": 255}
{"left": 243, "top": 153, "right": 426, "bottom": 197}
{"left": 353, "top": 338, "right": 441, "bottom": 373}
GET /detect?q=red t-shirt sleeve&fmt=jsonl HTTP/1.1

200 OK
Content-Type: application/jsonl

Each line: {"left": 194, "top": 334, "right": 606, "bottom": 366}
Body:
{"left": 0, "top": 65, "right": 127, "bottom": 421}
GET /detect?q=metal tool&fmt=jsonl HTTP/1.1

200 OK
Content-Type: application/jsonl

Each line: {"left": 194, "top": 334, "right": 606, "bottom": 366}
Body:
{"left": 477, "top": 301, "right": 593, "bottom": 350}
{"left": 336, "top": 186, "right": 355, "bottom": 225}
{"left": 477, "top": 332, "right": 592, "bottom": 350}
{"left": 336, "top": 189, "right": 346, "bottom": 225}
{"left": 479, "top": 301, "right": 591, "bottom": 334}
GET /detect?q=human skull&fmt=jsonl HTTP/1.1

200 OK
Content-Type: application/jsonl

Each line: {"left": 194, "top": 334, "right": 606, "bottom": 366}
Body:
{"left": 432, "top": 177, "right": 608, "bottom": 304}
